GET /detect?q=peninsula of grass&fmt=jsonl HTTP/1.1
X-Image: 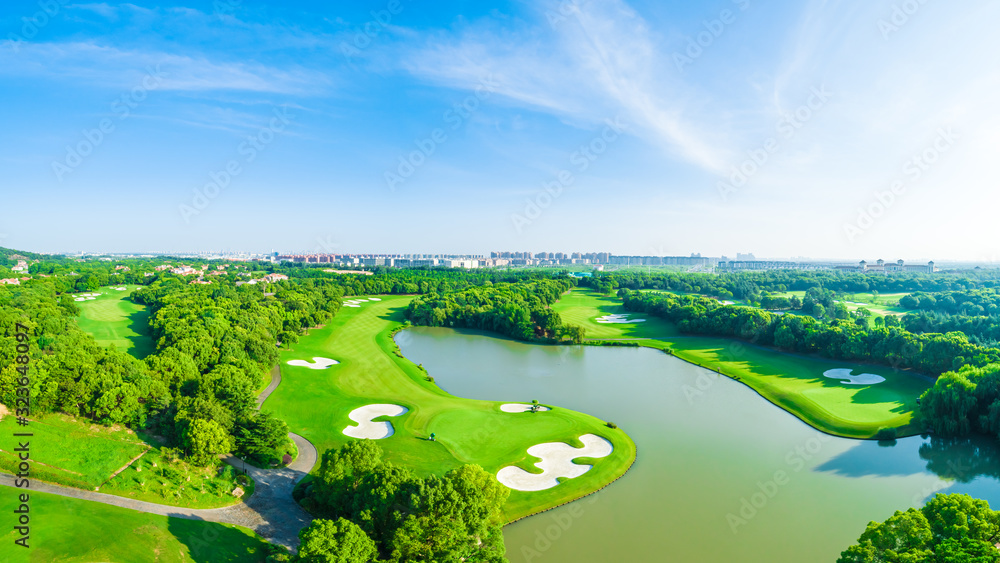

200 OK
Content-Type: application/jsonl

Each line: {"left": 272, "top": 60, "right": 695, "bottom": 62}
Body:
{"left": 0, "top": 414, "right": 249, "bottom": 509}
{"left": 74, "top": 285, "right": 155, "bottom": 359}
{"left": 0, "top": 491, "right": 270, "bottom": 562}
{"left": 553, "top": 289, "right": 932, "bottom": 439}
{"left": 264, "top": 295, "right": 636, "bottom": 522}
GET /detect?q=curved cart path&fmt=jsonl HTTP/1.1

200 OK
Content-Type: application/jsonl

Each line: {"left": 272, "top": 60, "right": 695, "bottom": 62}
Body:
{"left": 1, "top": 364, "right": 317, "bottom": 551}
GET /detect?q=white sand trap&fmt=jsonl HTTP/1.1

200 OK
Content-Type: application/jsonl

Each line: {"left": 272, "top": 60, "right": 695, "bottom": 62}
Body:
{"left": 74, "top": 298, "right": 87, "bottom": 302}
{"left": 343, "top": 404, "right": 408, "bottom": 439}
{"left": 824, "top": 368, "right": 886, "bottom": 386}
{"left": 369, "top": 297, "right": 382, "bottom": 301}
{"left": 500, "top": 403, "right": 552, "bottom": 413}
{"left": 115, "top": 287, "right": 127, "bottom": 291}
{"left": 85, "top": 297, "right": 96, "bottom": 300}
{"left": 343, "top": 303, "right": 361, "bottom": 308}
{"left": 497, "top": 434, "right": 614, "bottom": 492}
{"left": 287, "top": 357, "right": 340, "bottom": 369}
{"left": 595, "top": 313, "right": 646, "bottom": 324}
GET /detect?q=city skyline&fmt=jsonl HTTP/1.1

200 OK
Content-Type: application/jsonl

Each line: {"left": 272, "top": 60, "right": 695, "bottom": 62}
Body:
{"left": 2, "top": 1, "right": 998, "bottom": 259}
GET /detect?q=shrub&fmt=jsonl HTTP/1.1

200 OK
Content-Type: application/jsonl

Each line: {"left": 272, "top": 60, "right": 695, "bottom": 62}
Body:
{"left": 876, "top": 427, "right": 897, "bottom": 441}
{"left": 606, "top": 422, "right": 618, "bottom": 429}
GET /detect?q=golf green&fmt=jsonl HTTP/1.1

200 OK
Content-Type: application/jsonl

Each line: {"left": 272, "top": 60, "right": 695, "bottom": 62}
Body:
{"left": 264, "top": 296, "right": 636, "bottom": 521}
{"left": 74, "top": 285, "right": 154, "bottom": 359}
{"left": 553, "top": 289, "right": 931, "bottom": 438}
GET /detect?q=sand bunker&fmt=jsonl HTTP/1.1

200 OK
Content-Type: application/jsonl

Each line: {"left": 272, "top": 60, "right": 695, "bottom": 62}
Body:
{"left": 595, "top": 313, "right": 646, "bottom": 324}
{"left": 500, "top": 403, "right": 552, "bottom": 413}
{"left": 343, "top": 404, "right": 408, "bottom": 439}
{"left": 343, "top": 304, "right": 361, "bottom": 308}
{"left": 497, "top": 434, "right": 614, "bottom": 491}
{"left": 74, "top": 298, "right": 87, "bottom": 302}
{"left": 823, "top": 368, "right": 886, "bottom": 386}
{"left": 115, "top": 287, "right": 127, "bottom": 291}
{"left": 369, "top": 297, "right": 382, "bottom": 301}
{"left": 287, "top": 357, "right": 340, "bottom": 369}
{"left": 85, "top": 297, "right": 96, "bottom": 300}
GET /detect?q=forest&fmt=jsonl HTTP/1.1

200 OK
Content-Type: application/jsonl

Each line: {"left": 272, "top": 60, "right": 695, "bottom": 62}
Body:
{"left": 405, "top": 278, "right": 585, "bottom": 342}
{"left": 619, "top": 290, "right": 997, "bottom": 375}
{"left": 292, "top": 440, "right": 509, "bottom": 562}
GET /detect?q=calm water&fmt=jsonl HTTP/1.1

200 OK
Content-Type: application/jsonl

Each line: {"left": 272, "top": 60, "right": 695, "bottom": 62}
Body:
{"left": 396, "top": 327, "right": 1000, "bottom": 563}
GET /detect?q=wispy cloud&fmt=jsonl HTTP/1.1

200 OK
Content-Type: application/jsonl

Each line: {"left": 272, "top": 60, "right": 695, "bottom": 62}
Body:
{"left": 0, "top": 41, "right": 331, "bottom": 94}
{"left": 399, "top": 0, "right": 733, "bottom": 173}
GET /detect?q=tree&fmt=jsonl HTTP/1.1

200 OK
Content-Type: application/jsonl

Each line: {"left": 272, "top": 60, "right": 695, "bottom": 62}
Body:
{"left": 184, "top": 419, "right": 232, "bottom": 465}
{"left": 838, "top": 494, "right": 1000, "bottom": 563}
{"left": 298, "top": 518, "right": 378, "bottom": 563}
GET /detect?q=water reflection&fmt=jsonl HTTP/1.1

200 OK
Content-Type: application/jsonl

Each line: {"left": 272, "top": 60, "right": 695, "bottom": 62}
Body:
{"left": 816, "top": 433, "right": 1000, "bottom": 505}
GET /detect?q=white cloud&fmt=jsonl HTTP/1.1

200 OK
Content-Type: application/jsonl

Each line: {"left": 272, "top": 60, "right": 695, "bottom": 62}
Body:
{"left": 0, "top": 41, "right": 331, "bottom": 94}
{"left": 400, "top": 0, "right": 734, "bottom": 173}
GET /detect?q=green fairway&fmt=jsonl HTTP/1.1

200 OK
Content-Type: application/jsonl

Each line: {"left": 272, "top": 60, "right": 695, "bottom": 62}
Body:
{"left": 554, "top": 289, "right": 932, "bottom": 439}
{"left": 0, "top": 491, "right": 270, "bottom": 562}
{"left": 74, "top": 285, "right": 154, "bottom": 358}
{"left": 265, "top": 296, "right": 636, "bottom": 521}
{"left": 551, "top": 289, "right": 679, "bottom": 339}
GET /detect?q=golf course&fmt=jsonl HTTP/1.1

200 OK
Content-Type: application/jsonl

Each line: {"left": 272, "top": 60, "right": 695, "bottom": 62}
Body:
{"left": 0, "top": 490, "right": 271, "bottom": 562}
{"left": 264, "top": 295, "right": 637, "bottom": 520}
{"left": 73, "top": 285, "right": 154, "bottom": 358}
{"left": 551, "top": 289, "right": 932, "bottom": 438}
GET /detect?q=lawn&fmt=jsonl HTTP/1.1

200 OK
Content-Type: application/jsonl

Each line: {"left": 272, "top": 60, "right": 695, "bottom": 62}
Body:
{"left": 554, "top": 289, "right": 932, "bottom": 439}
{"left": 0, "top": 414, "right": 249, "bottom": 509}
{"left": 552, "top": 289, "right": 679, "bottom": 339}
{"left": 0, "top": 491, "right": 270, "bottom": 562}
{"left": 74, "top": 285, "right": 155, "bottom": 358}
{"left": 264, "top": 295, "right": 636, "bottom": 521}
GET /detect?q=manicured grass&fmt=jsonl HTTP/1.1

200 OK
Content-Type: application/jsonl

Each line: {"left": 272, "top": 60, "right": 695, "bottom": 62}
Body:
{"left": 0, "top": 414, "right": 247, "bottom": 509}
{"left": 0, "top": 491, "right": 270, "bottom": 562}
{"left": 265, "top": 296, "right": 636, "bottom": 521}
{"left": 554, "top": 289, "right": 932, "bottom": 439}
{"left": 551, "top": 290, "right": 679, "bottom": 339}
{"left": 74, "top": 285, "right": 155, "bottom": 359}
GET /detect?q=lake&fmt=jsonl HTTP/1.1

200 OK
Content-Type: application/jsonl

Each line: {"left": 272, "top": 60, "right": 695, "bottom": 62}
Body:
{"left": 396, "top": 327, "right": 1000, "bottom": 563}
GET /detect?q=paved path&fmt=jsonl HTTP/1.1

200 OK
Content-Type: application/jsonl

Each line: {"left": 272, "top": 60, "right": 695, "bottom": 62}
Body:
{"left": 1, "top": 363, "right": 318, "bottom": 551}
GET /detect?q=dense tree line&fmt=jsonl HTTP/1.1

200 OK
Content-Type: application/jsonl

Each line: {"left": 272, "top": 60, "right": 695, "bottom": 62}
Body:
{"left": 405, "top": 279, "right": 584, "bottom": 342}
{"left": 582, "top": 269, "right": 1000, "bottom": 303}
{"left": 838, "top": 493, "right": 1000, "bottom": 562}
{"left": 294, "top": 440, "right": 509, "bottom": 562}
{"left": 620, "top": 290, "right": 997, "bottom": 375}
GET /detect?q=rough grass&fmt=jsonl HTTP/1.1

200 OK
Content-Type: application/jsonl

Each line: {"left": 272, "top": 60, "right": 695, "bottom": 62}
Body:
{"left": 0, "top": 491, "right": 270, "bottom": 562}
{"left": 74, "top": 285, "right": 155, "bottom": 358}
{"left": 0, "top": 414, "right": 248, "bottom": 509}
{"left": 264, "top": 296, "right": 636, "bottom": 521}
{"left": 554, "top": 289, "right": 932, "bottom": 439}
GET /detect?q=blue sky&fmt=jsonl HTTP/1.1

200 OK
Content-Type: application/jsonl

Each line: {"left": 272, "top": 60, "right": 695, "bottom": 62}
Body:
{"left": 1, "top": 0, "right": 997, "bottom": 260}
